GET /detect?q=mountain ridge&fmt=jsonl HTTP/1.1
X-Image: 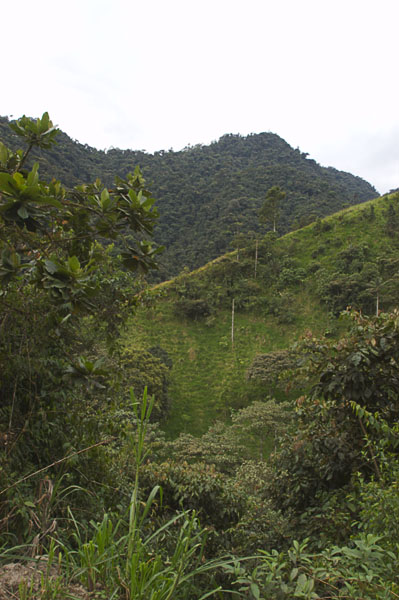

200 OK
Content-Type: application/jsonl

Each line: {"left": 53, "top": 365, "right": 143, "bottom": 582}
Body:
{"left": 0, "top": 116, "right": 377, "bottom": 279}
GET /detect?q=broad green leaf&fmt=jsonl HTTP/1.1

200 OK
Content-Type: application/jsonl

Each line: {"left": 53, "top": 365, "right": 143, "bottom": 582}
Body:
{"left": 26, "top": 162, "right": 39, "bottom": 187}
{"left": 10, "top": 252, "right": 21, "bottom": 268}
{"left": 44, "top": 259, "right": 58, "bottom": 274}
{"left": 295, "top": 572, "right": 307, "bottom": 593}
{"left": 2, "top": 250, "right": 21, "bottom": 269}
{"left": 0, "top": 142, "right": 9, "bottom": 165}
{"left": 290, "top": 567, "right": 299, "bottom": 581}
{"left": 68, "top": 255, "right": 80, "bottom": 272}
{"left": 39, "top": 111, "right": 50, "bottom": 133}
{"left": 41, "top": 126, "right": 57, "bottom": 138}
{"left": 141, "top": 196, "right": 156, "bottom": 210}
{"left": 12, "top": 172, "right": 25, "bottom": 189}
{"left": 100, "top": 188, "right": 111, "bottom": 210}
{"left": 17, "top": 205, "right": 29, "bottom": 219}
{"left": 250, "top": 583, "right": 260, "bottom": 599}
{"left": 0, "top": 172, "right": 19, "bottom": 195}
{"left": 34, "top": 196, "right": 63, "bottom": 208}
{"left": 128, "top": 189, "right": 138, "bottom": 203}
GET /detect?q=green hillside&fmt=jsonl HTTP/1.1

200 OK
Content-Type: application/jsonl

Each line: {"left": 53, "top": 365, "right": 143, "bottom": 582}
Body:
{"left": 125, "top": 191, "right": 399, "bottom": 437}
{"left": 0, "top": 116, "right": 377, "bottom": 280}
{"left": 3, "top": 113, "right": 399, "bottom": 598}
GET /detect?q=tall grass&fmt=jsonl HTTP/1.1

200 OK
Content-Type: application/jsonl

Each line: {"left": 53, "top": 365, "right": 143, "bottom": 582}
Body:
{"left": 8, "top": 388, "right": 233, "bottom": 599}
{"left": 59, "top": 390, "right": 234, "bottom": 600}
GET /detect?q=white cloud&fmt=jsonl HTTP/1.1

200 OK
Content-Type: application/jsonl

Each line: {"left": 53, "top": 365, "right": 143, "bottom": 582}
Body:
{"left": 2, "top": 0, "right": 399, "bottom": 192}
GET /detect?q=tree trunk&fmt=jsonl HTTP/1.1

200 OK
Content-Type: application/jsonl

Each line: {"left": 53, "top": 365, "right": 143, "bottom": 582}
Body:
{"left": 231, "top": 298, "right": 235, "bottom": 350}
{"left": 254, "top": 238, "right": 258, "bottom": 279}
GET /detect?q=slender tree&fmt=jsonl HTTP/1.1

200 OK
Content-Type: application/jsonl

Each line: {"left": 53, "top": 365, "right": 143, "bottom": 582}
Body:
{"left": 259, "top": 185, "right": 286, "bottom": 233}
{"left": 231, "top": 298, "right": 235, "bottom": 350}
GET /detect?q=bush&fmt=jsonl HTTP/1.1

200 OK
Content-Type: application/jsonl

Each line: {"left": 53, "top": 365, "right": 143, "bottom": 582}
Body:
{"left": 227, "top": 535, "right": 399, "bottom": 599}
{"left": 174, "top": 297, "right": 212, "bottom": 319}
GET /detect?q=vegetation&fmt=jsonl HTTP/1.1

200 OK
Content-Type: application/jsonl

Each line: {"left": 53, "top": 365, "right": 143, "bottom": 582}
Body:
{"left": 0, "top": 116, "right": 377, "bottom": 280}
{"left": 259, "top": 185, "right": 286, "bottom": 233}
{"left": 0, "top": 112, "right": 163, "bottom": 549}
{"left": 1, "top": 113, "right": 399, "bottom": 598}
{"left": 125, "top": 192, "right": 399, "bottom": 436}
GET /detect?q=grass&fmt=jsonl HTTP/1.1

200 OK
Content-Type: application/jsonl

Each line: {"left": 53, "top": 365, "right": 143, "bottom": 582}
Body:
{"left": 124, "top": 290, "right": 331, "bottom": 438}
{"left": 2, "top": 391, "right": 235, "bottom": 599}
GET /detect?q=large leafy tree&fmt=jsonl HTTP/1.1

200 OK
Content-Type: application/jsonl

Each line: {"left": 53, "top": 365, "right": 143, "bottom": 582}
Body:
{"left": 0, "top": 114, "right": 163, "bottom": 538}
{"left": 0, "top": 113, "right": 162, "bottom": 307}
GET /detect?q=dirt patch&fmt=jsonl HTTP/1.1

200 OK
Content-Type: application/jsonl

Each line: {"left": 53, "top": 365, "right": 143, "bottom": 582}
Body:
{"left": 0, "top": 561, "right": 90, "bottom": 599}
{"left": 188, "top": 347, "right": 197, "bottom": 361}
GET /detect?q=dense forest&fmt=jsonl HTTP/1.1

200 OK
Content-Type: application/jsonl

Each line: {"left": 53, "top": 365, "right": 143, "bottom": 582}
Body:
{"left": 0, "top": 115, "right": 377, "bottom": 279}
{"left": 1, "top": 114, "right": 399, "bottom": 599}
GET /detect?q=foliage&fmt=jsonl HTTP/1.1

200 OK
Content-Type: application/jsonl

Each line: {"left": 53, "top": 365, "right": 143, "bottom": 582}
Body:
{"left": 231, "top": 461, "right": 292, "bottom": 554}
{"left": 2, "top": 391, "right": 234, "bottom": 599}
{"left": 246, "top": 349, "right": 298, "bottom": 391}
{"left": 162, "top": 401, "right": 294, "bottom": 556}
{"left": 316, "top": 246, "right": 399, "bottom": 315}
{"left": 355, "top": 468, "right": 399, "bottom": 552}
{"left": 305, "top": 309, "right": 399, "bottom": 421}
{"left": 126, "top": 189, "right": 399, "bottom": 441}
{"left": 0, "top": 113, "right": 162, "bottom": 543}
{"left": 259, "top": 185, "right": 286, "bottom": 233}
{"left": 170, "top": 422, "right": 245, "bottom": 475}
{"left": 118, "top": 347, "right": 172, "bottom": 420}
{"left": 168, "top": 398, "right": 292, "bottom": 474}
{"left": 3, "top": 114, "right": 399, "bottom": 598}
{"left": 230, "top": 399, "right": 292, "bottom": 459}
{"left": 0, "top": 126, "right": 161, "bottom": 297}
{"left": 0, "top": 117, "right": 377, "bottom": 280}
{"left": 227, "top": 535, "right": 399, "bottom": 599}
{"left": 266, "top": 310, "right": 399, "bottom": 528}
{"left": 139, "top": 460, "right": 245, "bottom": 535}
{"left": 174, "top": 296, "right": 213, "bottom": 320}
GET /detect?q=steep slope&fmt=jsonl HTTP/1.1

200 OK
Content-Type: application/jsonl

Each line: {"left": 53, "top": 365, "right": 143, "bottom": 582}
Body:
{"left": 0, "top": 116, "right": 376, "bottom": 279}
{"left": 124, "top": 192, "right": 399, "bottom": 437}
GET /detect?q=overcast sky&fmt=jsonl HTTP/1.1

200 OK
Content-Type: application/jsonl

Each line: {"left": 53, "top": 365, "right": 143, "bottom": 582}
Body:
{"left": 2, "top": 0, "right": 399, "bottom": 193}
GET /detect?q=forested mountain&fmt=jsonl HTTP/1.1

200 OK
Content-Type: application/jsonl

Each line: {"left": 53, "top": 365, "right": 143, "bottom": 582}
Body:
{"left": 2, "top": 114, "right": 399, "bottom": 598}
{"left": 0, "top": 116, "right": 377, "bottom": 279}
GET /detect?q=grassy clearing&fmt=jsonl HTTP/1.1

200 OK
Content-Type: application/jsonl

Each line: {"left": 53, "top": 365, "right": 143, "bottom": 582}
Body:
{"left": 124, "top": 192, "right": 399, "bottom": 438}
{"left": 124, "top": 291, "right": 331, "bottom": 438}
